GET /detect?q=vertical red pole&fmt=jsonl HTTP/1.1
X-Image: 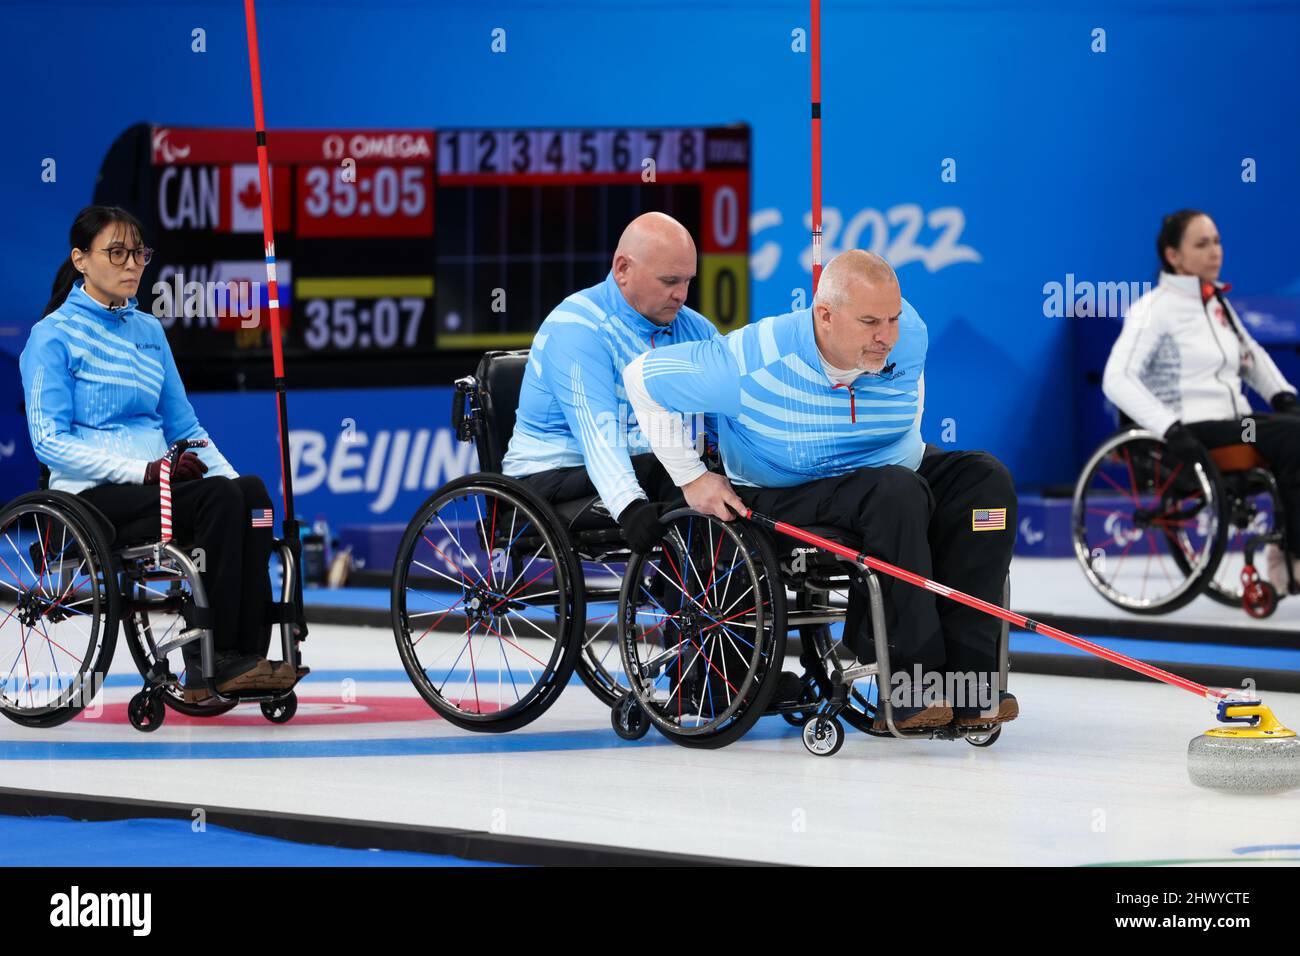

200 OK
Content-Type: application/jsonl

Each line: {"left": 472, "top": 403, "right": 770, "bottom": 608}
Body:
{"left": 244, "top": 0, "right": 306, "bottom": 641}
{"left": 810, "top": 0, "right": 823, "bottom": 295}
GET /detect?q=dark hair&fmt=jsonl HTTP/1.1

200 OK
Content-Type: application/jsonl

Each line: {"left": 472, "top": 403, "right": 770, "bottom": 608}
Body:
{"left": 43, "top": 205, "right": 146, "bottom": 316}
{"left": 1156, "top": 208, "right": 1209, "bottom": 275}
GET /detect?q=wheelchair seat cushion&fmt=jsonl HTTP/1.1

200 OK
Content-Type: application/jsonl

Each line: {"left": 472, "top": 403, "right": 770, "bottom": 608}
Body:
{"left": 1209, "top": 443, "right": 1269, "bottom": 473}
{"left": 553, "top": 494, "right": 620, "bottom": 533}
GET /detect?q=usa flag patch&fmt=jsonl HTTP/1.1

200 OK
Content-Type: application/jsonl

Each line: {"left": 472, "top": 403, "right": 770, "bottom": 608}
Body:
{"left": 250, "top": 508, "right": 274, "bottom": 528}
{"left": 972, "top": 508, "right": 1006, "bottom": 531}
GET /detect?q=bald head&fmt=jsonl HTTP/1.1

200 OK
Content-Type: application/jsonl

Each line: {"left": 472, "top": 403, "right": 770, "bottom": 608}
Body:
{"left": 612, "top": 212, "right": 698, "bottom": 325}
{"left": 811, "top": 249, "right": 903, "bottom": 373}
{"left": 813, "top": 250, "right": 898, "bottom": 311}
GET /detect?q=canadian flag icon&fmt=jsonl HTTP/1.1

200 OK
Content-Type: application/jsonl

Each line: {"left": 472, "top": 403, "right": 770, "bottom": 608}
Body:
{"left": 230, "top": 164, "right": 267, "bottom": 233}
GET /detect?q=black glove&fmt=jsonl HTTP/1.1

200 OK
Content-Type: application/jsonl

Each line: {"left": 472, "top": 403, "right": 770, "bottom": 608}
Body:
{"left": 1271, "top": 392, "right": 1300, "bottom": 416}
{"left": 618, "top": 499, "right": 665, "bottom": 555}
{"left": 1162, "top": 422, "right": 1204, "bottom": 462}
{"left": 143, "top": 451, "right": 208, "bottom": 484}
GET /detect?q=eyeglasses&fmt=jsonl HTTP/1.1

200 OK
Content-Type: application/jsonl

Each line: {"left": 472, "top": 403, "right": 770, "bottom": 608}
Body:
{"left": 95, "top": 245, "right": 154, "bottom": 267}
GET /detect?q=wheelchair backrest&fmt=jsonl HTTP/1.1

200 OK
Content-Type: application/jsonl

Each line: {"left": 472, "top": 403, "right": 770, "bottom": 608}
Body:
{"left": 473, "top": 350, "right": 530, "bottom": 474}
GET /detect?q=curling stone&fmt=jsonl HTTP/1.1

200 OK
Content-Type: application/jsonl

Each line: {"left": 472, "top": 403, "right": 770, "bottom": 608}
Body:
{"left": 1188, "top": 701, "right": 1300, "bottom": 795}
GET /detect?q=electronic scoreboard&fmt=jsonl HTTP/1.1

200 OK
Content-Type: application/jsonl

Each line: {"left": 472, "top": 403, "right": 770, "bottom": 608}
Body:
{"left": 93, "top": 123, "right": 750, "bottom": 390}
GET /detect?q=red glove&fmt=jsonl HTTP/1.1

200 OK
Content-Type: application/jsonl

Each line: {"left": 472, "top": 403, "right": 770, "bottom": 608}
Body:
{"left": 143, "top": 451, "right": 209, "bottom": 484}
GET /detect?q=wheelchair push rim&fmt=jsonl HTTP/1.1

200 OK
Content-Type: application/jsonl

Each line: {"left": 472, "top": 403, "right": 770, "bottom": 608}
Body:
{"left": 1072, "top": 430, "right": 1227, "bottom": 614}
{"left": 618, "top": 509, "right": 785, "bottom": 747}
{"left": 0, "top": 497, "right": 117, "bottom": 726}
{"left": 391, "top": 476, "right": 582, "bottom": 732}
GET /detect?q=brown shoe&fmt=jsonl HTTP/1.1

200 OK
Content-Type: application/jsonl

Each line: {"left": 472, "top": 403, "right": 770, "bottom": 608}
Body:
{"left": 873, "top": 704, "right": 954, "bottom": 731}
{"left": 955, "top": 692, "right": 1019, "bottom": 726}
{"left": 265, "top": 660, "right": 299, "bottom": 688}
{"left": 181, "top": 685, "right": 213, "bottom": 704}
{"left": 213, "top": 655, "right": 275, "bottom": 694}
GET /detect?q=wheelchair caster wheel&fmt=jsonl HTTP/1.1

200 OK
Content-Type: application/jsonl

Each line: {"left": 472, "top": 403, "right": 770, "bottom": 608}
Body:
{"left": 128, "top": 691, "right": 165, "bottom": 733}
{"left": 611, "top": 695, "right": 651, "bottom": 740}
{"left": 965, "top": 726, "right": 1002, "bottom": 748}
{"left": 261, "top": 692, "right": 297, "bottom": 724}
{"left": 1243, "top": 580, "right": 1278, "bottom": 619}
{"left": 801, "top": 714, "right": 844, "bottom": 756}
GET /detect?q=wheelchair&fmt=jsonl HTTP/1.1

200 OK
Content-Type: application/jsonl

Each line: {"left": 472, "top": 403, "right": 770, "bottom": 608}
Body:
{"left": 389, "top": 349, "right": 1011, "bottom": 754}
{"left": 0, "top": 440, "right": 307, "bottom": 732}
{"left": 390, "top": 350, "right": 643, "bottom": 732}
{"left": 1072, "top": 425, "right": 1297, "bottom": 618}
{"left": 610, "top": 507, "right": 1012, "bottom": 756}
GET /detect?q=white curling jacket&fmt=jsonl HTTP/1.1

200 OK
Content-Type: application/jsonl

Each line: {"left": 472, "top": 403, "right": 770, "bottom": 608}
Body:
{"left": 1102, "top": 272, "right": 1296, "bottom": 436}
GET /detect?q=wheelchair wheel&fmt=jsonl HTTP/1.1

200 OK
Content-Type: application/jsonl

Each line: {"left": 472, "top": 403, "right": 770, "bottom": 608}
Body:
{"left": 119, "top": 548, "right": 238, "bottom": 718}
{"left": 1072, "top": 430, "right": 1227, "bottom": 614}
{"left": 965, "top": 726, "right": 1001, "bottom": 748}
{"left": 801, "top": 713, "right": 844, "bottom": 756}
{"left": 617, "top": 509, "right": 786, "bottom": 749}
{"left": 0, "top": 493, "right": 119, "bottom": 728}
{"left": 261, "top": 692, "right": 297, "bottom": 723}
{"left": 573, "top": 556, "right": 632, "bottom": 707}
{"left": 127, "top": 690, "right": 165, "bottom": 732}
{"left": 610, "top": 693, "right": 651, "bottom": 740}
{"left": 391, "top": 474, "right": 583, "bottom": 732}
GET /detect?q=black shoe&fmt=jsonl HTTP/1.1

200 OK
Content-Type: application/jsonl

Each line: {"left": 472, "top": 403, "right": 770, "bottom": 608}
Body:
{"left": 764, "top": 671, "right": 806, "bottom": 714}
{"left": 954, "top": 692, "right": 1018, "bottom": 726}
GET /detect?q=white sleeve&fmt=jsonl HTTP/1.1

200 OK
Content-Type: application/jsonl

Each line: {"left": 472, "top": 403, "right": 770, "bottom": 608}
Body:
{"left": 624, "top": 353, "right": 708, "bottom": 488}
{"left": 1102, "top": 297, "right": 1180, "bottom": 436}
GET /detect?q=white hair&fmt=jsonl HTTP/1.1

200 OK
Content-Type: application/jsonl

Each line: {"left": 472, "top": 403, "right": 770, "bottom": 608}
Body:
{"left": 813, "top": 250, "right": 898, "bottom": 310}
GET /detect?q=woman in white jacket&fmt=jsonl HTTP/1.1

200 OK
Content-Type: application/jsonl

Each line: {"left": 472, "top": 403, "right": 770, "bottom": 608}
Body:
{"left": 1102, "top": 209, "right": 1300, "bottom": 592}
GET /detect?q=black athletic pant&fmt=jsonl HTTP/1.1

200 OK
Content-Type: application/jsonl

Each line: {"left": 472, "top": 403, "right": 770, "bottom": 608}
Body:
{"left": 517, "top": 453, "right": 683, "bottom": 517}
{"left": 737, "top": 445, "right": 1017, "bottom": 678}
{"left": 1187, "top": 413, "right": 1300, "bottom": 555}
{"left": 915, "top": 445, "right": 1018, "bottom": 675}
{"left": 79, "top": 475, "right": 275, "bottom": 656}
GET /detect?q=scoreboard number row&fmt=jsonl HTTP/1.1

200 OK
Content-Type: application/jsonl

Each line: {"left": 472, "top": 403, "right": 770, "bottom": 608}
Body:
{"left": 301, "top": 296, "right": 426, "bottom": 351}
{"left": 302, "top": 166, "right": 428, "bottom": 219}
{"left": 439, "top": 128, "right": 708, "bottom": 175}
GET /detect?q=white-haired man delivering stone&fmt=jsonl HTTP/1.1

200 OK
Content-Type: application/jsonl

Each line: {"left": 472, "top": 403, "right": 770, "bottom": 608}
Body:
{"left": 623, "top": 250, "right": 1020, "bottom": 730}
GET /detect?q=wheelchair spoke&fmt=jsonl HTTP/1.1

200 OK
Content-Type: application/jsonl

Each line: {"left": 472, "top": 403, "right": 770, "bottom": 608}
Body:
{"left": 419, "top": 534, "right": 479, "bottom": 588}
{"left": 2, "top": 529, "right": 41, "bottom": 594}
{"left": 500, "top": 541, "right": 548, "bottom": 599}
{"left": 409, "top": 595, "right": 467, "bottom": 648}
{"left": 503, "top": 609, "right": 560, "bottom": 646}
{"left": 502, "top": 614, "right": 539, "bottom": 695}
{"left": 432, "top": 515, "right": 486, "bottom": 581}
{"left": 410, "top": 557, "right": 475, "bottom": 593}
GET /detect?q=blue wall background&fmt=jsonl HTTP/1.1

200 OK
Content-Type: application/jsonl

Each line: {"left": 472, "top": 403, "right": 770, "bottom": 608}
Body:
{"left": 4, "top": 0, "right": 1299, "bottom": 509}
